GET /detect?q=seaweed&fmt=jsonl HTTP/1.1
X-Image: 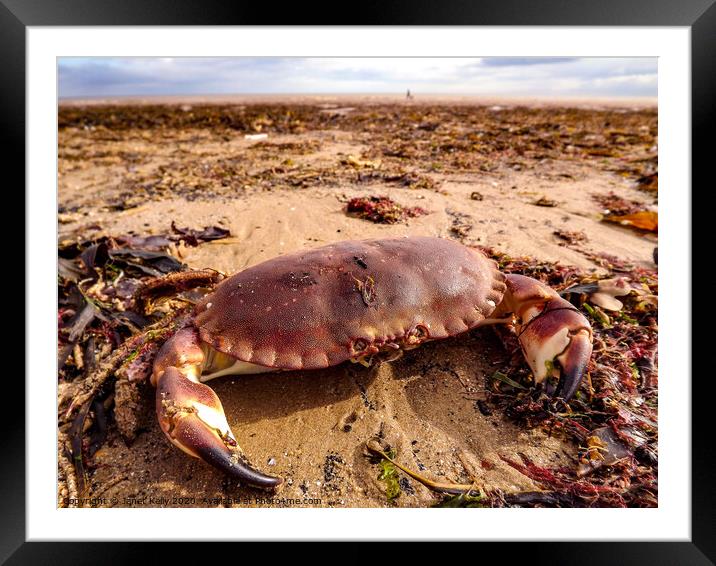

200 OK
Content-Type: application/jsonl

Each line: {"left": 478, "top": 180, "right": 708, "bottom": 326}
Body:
{"left": 490, "top": 370, "right": 528, "bottom": 391}
{"left": 592, "top": 192, "right": 658, "bottom": 232}
{"left": 169, "top": 221, "right": 231, "bottom": 245}
{"left": 553, "top": 229, "right": 588, "bottom": 245}
{"left": 60, "top": 103, "right": 655, "bottom": 214}
{"left": 434, "top": 492, "right": 487, "bottom": 508}
{"left": 345, "top": 196, "right": 427, "bottom": 224}
{"left": 377, "top": 451, "right": 402, "bottom": 503}
{"left": 57, "top": 226, "right": 228, "bottom": 507}
{"left": 592, "top": 192, "right": 647, "bottom": 216}
{"left": 474, "top": 246, "right": 658, "bottom": 508}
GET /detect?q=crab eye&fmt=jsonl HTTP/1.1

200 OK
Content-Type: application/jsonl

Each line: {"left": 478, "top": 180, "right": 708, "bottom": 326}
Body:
{"left": 404, "top": 324, "right": 429, "bottom": 346}
{"left": 353, "top": 339, "right": 368, "bottom": 353}
{"left": 413, "top": 325, "right": 428, "bottom": 339}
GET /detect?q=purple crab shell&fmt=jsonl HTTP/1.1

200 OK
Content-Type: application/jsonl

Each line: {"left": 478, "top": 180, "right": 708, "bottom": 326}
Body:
{"left": 193, "top": 237, "right": 507, "bottom": 370}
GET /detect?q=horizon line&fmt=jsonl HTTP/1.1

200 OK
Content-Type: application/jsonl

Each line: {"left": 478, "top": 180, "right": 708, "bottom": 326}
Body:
{"left": 59, "top": 91, "right": 658, "bottom": 103}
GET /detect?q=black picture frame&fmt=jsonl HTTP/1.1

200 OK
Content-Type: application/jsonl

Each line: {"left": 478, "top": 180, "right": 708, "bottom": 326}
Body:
{"left": 6, "top": 0, "right": 710, "bottom": 561}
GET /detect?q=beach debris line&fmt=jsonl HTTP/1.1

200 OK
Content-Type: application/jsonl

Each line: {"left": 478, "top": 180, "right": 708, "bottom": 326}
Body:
{"left": 135, "top": 269, "right": 223, "bottom": 312}
{"left": 60, "top": 103, "right": 654, "bottom": 210}
{"left": 345, "top": 195, "right": 428, "bottom": 224}
{"left": 59, "top": 103, "right": 657, "bottom": 194}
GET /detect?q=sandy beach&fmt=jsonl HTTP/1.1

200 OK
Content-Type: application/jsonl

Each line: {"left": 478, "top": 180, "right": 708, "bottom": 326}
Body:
{"left": 58, "top": 96, "right": 657, "bottom": 508}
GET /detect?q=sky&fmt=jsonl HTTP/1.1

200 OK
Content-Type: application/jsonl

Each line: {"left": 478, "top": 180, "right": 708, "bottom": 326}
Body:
{"left": 58, "top": 57, "right": 657, "bottom": 99}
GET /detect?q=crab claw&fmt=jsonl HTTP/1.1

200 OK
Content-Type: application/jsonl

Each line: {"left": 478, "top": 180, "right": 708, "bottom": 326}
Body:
{"left": 155, "top": 367, "right": 283, "bottom": 489}
{"left": 502, "top": 274, "right": 593, "bottom": 400}
{"left": 520, "top": 320, "right": 592, "bottom": 400}
{"left": 152, "top": 328, "right": 282, "bottom": 489}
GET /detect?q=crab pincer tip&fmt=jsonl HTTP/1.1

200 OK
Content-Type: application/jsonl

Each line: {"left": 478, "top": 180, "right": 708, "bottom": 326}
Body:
{"left": 207, "top": 445, "right": 284, "bottom": 490}
{"left": 168, "top": 410, "right": 284, "bottom": 490}
{"left": 550, "top": 330, "right": 592, "bottom": 401}
{"left": 156, "top": 366, "right": 283, "bottom": 490}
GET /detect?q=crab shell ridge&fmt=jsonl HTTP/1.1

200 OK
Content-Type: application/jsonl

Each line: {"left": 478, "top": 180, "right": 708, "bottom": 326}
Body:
{"left": 193, "top": 237, "right": 507, "bottom": 370}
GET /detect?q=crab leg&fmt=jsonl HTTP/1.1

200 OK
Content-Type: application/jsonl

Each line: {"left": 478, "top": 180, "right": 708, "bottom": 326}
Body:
{"left": 151, "top": 327, "right": 282, "bottom": 489}
{"left": 494, "top": 274, "right": 593, "bottom": 400}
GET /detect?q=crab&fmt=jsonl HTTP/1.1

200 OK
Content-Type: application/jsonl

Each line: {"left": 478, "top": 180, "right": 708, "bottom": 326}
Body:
{"left": 151, "top": 236, "right": 592, "bottom": 489}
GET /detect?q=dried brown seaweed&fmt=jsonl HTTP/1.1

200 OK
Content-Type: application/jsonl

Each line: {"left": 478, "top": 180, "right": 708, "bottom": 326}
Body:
{"left": 57, "top": 226, "right": 229, "bottom": 507}
{"left": 59, "top": 103, "right": 656, "bottom": 210}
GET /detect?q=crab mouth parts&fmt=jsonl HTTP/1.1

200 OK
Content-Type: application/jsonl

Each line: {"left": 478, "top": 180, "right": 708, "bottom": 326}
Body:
{"left": 349, "top": 324, "right": 431, "bottom": 364}
{"left": 349, "top": 328, "right": 432, "bottom": 367}
{"left": 350, "top": 347, "right": 404, "bottom": 367}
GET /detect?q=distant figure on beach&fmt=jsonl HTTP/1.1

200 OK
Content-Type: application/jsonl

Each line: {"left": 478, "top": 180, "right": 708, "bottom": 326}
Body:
{"left": 406, "top": 89, "right": 413, "bottom": 100}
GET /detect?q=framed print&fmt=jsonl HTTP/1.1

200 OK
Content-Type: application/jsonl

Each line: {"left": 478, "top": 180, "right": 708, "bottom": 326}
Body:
{"left": 7, "top": 0, "right": 712, "bottom": 561}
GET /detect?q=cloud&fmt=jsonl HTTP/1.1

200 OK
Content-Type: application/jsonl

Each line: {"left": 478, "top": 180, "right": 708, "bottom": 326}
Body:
{"left": 58, "top": 57, "right": 657, "bottom": 98}
{"left": 480, "top": 57, "right": 578, "bottom": 66}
